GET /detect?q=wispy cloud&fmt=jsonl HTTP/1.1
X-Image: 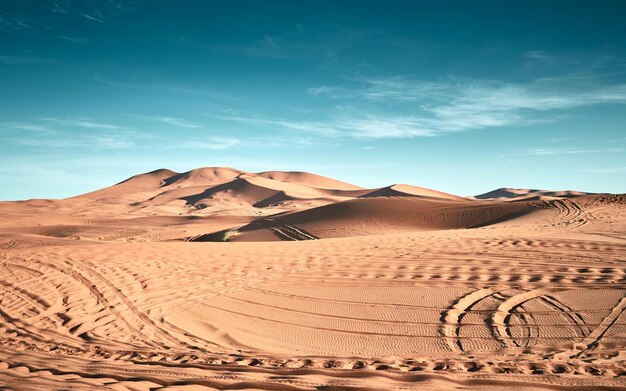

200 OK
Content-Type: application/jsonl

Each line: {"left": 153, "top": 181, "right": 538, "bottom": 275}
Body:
{"left": 13, "top": 134, "right": 135, "bottom": 149}
{"left": 51, "top": 1, "right": 136, "bottom": 22}
{"left": 0, "top": 122, "right": 52, "bottom": 132}
{"left": 208, "top": 114, "right": 341, "bottom": 137}
{"left": 292, "top": 75, "right": 626, "bottom": 139}
{"left": 211, "top": 113, "right": 441, "bottom": 139}
{"left": 581, "top": 166, "right": 626, "bottom": 174}
{"left": 58, "top": 35, "right": 88, "bottom": 43}
{"left": 522, "top": 147, "right": 625, "bottom": 156}
{"left": 178, "top": 137, "right": 240, "bottom": 150}
{"left": 180, "top": 24, "right": 373, "bottom": 67}
{"left": 93, "top": 78, "right": 234, "bottom": 101}
{"left": 1, "top": 1, "right": 136, "bottom": 36}
{"left": 3, "top": 117, "right": 143, "bottom": 150}
{"left": 152, "top": 117, "right": 202, "bottom": 128}
{"left": 193, "top": 33, "right": 300, "bottom": 60}
{"left": 502, "top": 147, "right": 625, "bottom": 157}
{"left": 43, "top": 117, "right": 123, "bottom": 129}
{"left": 82, "top": 13, "right": 103, "bottom": 23}
{"left": 306, "top": 86, "right": 340, "bottom": 96}
{"left": 524, "top": 50, "right": 558, "bottom": 61}
{"left": 0, "top": 12, "right": 33, "bottom": 31}
{"left": 342, "top": 75, "right": 626, "bottom": 108}
{"left": 92, "top": 136, "right": 135, "bottom": 148}
{"left": 0, "top": 55, "right": 58, "bottom": 65}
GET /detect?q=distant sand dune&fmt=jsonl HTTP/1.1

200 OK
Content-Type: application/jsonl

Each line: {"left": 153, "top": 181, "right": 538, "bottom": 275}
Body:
{"left": 257, "top": 170, "right": 364, "bottom": 190}
{"left": 361, "top": 183, "right": 468, "bottom": 201}
{"left": 476, "top": 187, "right": 593, "bottom": 200}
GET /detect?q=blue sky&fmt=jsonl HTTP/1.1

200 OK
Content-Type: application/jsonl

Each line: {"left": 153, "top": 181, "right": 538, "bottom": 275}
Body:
{"left": 1, "top": 0, "right": 625, "bottom": 200}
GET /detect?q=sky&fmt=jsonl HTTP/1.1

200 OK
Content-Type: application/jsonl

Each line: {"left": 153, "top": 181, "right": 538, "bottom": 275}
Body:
{"left": 1, "top": 0, "right": 625, "bottom": 200}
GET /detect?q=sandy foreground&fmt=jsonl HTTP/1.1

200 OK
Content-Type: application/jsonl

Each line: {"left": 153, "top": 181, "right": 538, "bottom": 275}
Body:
{"left": 0, "top": 168, "right": 625, "bottom": 390}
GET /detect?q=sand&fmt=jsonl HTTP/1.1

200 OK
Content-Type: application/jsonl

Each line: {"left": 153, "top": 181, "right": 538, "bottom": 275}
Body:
{"left": 0, "top": 167, "right": 624, "bottom": 390}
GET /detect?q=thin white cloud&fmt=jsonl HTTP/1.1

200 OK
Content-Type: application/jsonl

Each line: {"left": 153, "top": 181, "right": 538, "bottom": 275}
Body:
{"left": 82, "top": 14, "right": 103, "bottom": 23}
{"left": 93, "top": 136, "right": 135, "bottom": 149}
{"left": 13, "top": 134, "right": 135, "bottom": 149}
{"left": 306, "top": 86, "right": 339, "bottom": 96}
{"left": 178, "top": 137, "right": 240, "bottom": 150}
{"left": 291, "top": 75, "right": 626, "bottom": 139}
{"left": 3, "top": 117, "right": 144, "bottom": 150}
{"left": 334, "top": 117, "right": 436, "bottom": 138}
{"left": 93, "top": 78, "right": 235, "bottom": 101}
{"left": 0, "top": 13, "right": 32, "bottom": 31}
{"left": 209, "top": 114, "right": 341, "bottom": 137}
{"left": 198, "top": 33, "right": 292, "bottom": 59}
{"left": 211, "top": 113, "right": 441, "bottom": 139}
{"left": 0, "top": 122, "right": 51, "bottom": 132}
{"left": 43, "top": 117, "right": 123, "bottom": 129}
{"left": 581, "top": 166, "right": 626, "bottom": 173}
{"left": 58, "top": 35, "right": 88, "bottom": 43}
{"left": 0, "top": 55, "right": 58, "bottom": 65}
{"left": 154, "top": 117, "right": 202, "bottom": 128}
{"left": 359, "top": 78, "right": 448, "bottom": 101}
{"left": 509, "top": 147, "right": 625, "bottom": 157}
{"left": 355, "top": 76, "right": 626, "bottom": 108}
{"left": 524, "top": 148, "right": 604, "bottom": 156}
{"left": 524, "top": 50, "right": 557, "bottom": 61}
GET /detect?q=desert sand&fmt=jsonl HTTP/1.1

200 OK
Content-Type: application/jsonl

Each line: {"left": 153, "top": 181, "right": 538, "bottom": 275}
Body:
{"left": 0, "top": 167, "right": 625, "bottom": 390}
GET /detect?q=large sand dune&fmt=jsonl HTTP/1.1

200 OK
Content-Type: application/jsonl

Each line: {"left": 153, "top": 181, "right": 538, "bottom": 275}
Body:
{"left": 0, "top": 168, "right": 625, "bottom": 390}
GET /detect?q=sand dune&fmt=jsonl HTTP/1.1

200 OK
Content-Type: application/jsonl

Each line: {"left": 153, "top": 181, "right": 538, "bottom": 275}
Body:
{"left": 1, "top": 167, "right": 625, "bottom": 390}
{"left": 161, "top": 166, "right": 243, "bottom": 187}
{"left": 362, "top": 184, "right": 467, "bottom": 201}
{"left": 67, "top": 168, "right": 364, "bottom": 216}
{"left": 229, "top": 197, "right": 546, "bottom": 241}
{"left": 257, "top": 170, "right": 364, "bottom": 190}
{"left": 476, "top": 187, "right": 593, "bottom": 200}
{"left": 75, "top": 168, "right": 179, "bottom": 202}
{"left": 188, "top": 174, "right": 329, "bottom": 206}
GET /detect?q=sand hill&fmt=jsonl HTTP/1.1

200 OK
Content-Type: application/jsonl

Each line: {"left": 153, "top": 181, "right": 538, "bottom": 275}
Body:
{"left": 361, "top": 184, "right": 467, "bottom": 201}
{"left": 476, "top": 187, "right": 593, "bottom": 200}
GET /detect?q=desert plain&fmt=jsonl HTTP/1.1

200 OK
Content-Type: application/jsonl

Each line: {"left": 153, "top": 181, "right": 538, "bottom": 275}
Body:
{"left": 0, "top": 167, "right": 625, "bottom": 390}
